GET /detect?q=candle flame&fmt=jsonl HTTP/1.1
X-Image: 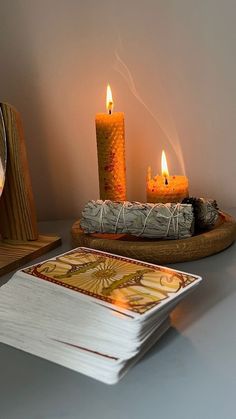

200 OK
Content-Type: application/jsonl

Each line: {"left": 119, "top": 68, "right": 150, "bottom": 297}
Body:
{"left": 106, "top": 84, "right": 113, "bottom": 114}
{"left": 161, "top": 150, "right": 169, "bottom": 177}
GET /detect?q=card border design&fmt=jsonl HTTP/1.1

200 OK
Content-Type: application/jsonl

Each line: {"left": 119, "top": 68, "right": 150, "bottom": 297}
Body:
{"left": 23, "top": 247, "right": 200, "bottom": 316}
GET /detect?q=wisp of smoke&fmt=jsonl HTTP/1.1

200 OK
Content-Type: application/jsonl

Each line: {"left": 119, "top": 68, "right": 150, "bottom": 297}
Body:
{"left": 113, "top": 52, "right": 186, "bottom": 175}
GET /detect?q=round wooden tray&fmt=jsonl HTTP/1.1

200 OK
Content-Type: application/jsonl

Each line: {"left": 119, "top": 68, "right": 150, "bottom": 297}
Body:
{"left": 71, "top": 211, "right": 236, "bottom": 264}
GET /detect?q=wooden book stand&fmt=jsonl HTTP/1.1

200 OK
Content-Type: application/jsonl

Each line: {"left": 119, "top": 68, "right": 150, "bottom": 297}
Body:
{"left": 0, "top": 103, "right": 61, "bottom": 276}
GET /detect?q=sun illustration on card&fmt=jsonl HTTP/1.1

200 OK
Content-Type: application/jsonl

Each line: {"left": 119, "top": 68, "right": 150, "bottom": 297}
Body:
{"left": 24, "top": 249, "right": 197, "bottom": 314}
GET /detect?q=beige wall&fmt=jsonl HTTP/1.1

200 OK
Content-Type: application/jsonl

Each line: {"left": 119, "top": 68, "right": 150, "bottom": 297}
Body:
{"left": 1, "top": 0, "right": 235, "bottom": 220}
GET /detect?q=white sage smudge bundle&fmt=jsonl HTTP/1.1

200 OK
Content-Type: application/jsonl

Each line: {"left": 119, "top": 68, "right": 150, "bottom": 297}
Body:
{"left": 196, "top": 198, "right": 219, "bottom": 229}
{"left": 80, "top": 200, "right": 194, "bottom": 239}
{"left": 182, "top": 197, "right": 219, "bottom": 230}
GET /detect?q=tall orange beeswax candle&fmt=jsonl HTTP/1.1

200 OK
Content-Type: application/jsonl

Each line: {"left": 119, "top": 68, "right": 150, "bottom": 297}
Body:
{"left": 147, "top": 150, "right": 189, "bottom": 203}
{"left": 95, "top": 85, "right": 126, "bottom": 201}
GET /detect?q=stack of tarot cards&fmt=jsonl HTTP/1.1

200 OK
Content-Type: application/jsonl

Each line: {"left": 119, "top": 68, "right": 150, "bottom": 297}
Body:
{"left": 0, "top": 247, "right": 202, "bottom": 384}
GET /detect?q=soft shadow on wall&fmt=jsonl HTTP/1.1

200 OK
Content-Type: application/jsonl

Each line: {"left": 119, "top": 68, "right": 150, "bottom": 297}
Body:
{"left": 1, "top": 0, "right": 236, "bottom": 220}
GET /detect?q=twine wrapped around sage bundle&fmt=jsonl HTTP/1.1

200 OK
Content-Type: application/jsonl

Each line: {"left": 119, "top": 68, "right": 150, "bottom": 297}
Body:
{"left": 80, "top": 200, "right": 194, "bottom": 240}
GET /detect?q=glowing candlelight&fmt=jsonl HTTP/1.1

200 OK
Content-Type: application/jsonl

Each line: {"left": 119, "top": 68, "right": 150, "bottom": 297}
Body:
{"left": 95, "top": 84, "right": 126, "bottom": 201}
{"left": 106, "top": 84, "right": 113, "bottom": 115}
{"left": 146, "top": 150, "right": 189, "bottom": 203}
{"left": 161, "top": 150, "right": 169, "bottom": 185}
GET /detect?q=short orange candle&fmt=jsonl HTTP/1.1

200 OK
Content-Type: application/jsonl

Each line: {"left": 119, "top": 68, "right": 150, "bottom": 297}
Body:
{"left": 146, "top": 150, "right": 189, "bottom": 203}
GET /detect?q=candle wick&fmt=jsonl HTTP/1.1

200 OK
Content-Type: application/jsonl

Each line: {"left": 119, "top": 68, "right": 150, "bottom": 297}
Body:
{"left": 109, "top": 109, "right": 112, "bottom": 115}
{"left": 165, "top": 177, "right": 168, "bottom": 185}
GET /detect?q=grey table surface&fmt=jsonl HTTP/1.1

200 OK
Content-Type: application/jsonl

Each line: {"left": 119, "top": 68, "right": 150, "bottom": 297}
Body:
{"left": 1, "top": 213, "right": 236, "bottom": 419}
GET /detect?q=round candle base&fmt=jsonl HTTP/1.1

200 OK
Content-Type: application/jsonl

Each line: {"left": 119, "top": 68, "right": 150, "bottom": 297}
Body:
{"left": 147, "top": 175, "right": 189, "bottom": 204}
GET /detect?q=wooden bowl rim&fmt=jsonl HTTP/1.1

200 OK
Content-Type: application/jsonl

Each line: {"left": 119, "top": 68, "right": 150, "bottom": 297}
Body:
{"left": 72, "top": 211, "right": 235, "bottom": 246}
{"left": 71, "top": 211, "right": 236, "bottom": 263}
